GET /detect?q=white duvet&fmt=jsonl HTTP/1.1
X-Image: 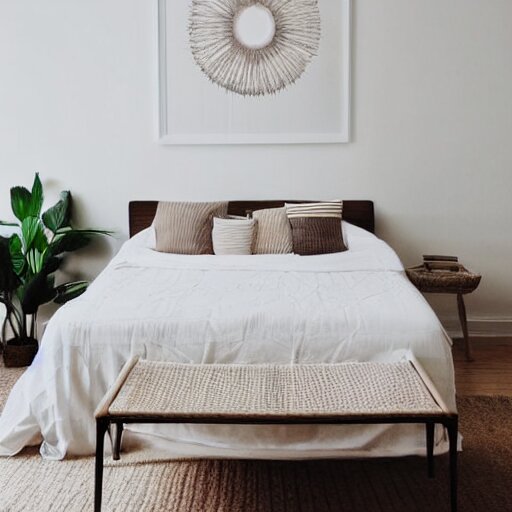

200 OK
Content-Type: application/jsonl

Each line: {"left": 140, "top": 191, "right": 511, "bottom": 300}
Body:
{"left": 0, "top": 223, "right": 456, "bottom": 460}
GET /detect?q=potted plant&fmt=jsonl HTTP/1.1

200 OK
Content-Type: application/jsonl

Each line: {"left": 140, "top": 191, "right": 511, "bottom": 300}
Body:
{"left": 0, "top": 173, "right": 111, "bottom": 367}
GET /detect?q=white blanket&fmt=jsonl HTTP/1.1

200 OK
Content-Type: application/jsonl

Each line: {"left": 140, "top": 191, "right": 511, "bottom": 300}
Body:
{"left": 0, "top": 223, "right": 455, "bottom": 460}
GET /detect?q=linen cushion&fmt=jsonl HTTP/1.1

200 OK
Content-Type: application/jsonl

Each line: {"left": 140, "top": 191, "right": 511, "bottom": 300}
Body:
{"left": 252, "top": 207, "right": 293, "bottom": 254}
{"left": 212, "top": 217, "right": 255, "bottom": 255}
{"left": 154, "top": 201, "right": 228, "bottom": 255}
{"left": 286, "top": 201, "right": 346, "bottom": 256}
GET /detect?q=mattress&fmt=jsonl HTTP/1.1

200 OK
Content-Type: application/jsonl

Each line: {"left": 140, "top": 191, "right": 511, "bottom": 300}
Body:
{"left": 0, "top": 222, "right": 456, "bottom": 460}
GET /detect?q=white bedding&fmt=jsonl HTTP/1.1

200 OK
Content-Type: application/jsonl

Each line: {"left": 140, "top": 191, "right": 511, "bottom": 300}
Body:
{"left": 0, "top": 222, "right": 456, "bottom": 460}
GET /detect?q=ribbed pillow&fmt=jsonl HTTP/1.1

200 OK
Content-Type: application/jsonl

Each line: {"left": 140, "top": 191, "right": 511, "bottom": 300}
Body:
{"left": 286, "top": 201, "right": 346, "bottom": 256}
{"left": 154, "top": 201, "right": 228, "bottom": 255}
{"left": 212, "top": 217, "right": 255, "bottom": 255}
{"left": 286, "top": 201, "right": 343, "bottom": 219}
{"left": 252, "top": 207, "right": 293, "bottom": 254}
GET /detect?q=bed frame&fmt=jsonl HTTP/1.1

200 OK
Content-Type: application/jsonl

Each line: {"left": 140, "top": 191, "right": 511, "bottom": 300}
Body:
{"left": 129, "top": 200, "right": 375, "bottom": 237}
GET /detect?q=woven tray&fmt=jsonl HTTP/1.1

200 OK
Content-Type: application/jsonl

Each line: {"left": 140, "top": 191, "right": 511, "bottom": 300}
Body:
{"left": 406, "top": 263, "right": 481, "bottom": 294}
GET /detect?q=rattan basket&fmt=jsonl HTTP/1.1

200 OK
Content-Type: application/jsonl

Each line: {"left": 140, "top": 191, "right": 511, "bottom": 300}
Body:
{"left": 406, "top": 263, "right": 481, "bottom": 294}
{"left": 2, "top": 339, "right": 39, "bottom": 368}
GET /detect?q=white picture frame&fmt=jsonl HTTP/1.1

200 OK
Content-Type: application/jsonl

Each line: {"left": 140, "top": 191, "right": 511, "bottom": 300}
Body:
{"left": 157, "top": 0, "right": 351, "bottom": 145}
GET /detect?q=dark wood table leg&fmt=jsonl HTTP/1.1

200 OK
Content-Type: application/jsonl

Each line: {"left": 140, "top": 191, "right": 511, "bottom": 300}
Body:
{"left": 95, "top": 418, "right": 109, "bottom": 512}
{"left": 447, "top": 417, "right": 459, "bottom": 512}
{"left": 112, "top": 422, "right": 124, "bottom": 461}
{"left": 426, "top": 422, "right": 435, "bottom": 478}
{"left": 457, "top": 293, "right": 474, "bottom": 362}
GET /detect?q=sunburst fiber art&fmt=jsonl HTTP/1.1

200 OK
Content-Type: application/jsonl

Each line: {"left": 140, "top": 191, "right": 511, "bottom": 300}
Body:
{"left": 189, "top": 0, "right": 321, "bottom": 96}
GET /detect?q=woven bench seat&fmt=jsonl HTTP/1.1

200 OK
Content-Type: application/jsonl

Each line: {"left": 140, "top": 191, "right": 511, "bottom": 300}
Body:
{"left": 94, "top": 357, "right": 458, "bottom": 512}
{"left": 103, "top": 360, "right": 444, "bottom": 419}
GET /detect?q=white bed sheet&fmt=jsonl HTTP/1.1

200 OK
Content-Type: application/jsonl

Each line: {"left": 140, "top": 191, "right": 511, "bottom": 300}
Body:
{"left": 0, "top": 223, "right": 456, "bottom": 460}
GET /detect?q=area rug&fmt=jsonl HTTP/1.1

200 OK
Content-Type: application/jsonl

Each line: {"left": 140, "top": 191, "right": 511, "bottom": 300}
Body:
{"left": 0, "top": 364, "right": 511, "bottom": 511}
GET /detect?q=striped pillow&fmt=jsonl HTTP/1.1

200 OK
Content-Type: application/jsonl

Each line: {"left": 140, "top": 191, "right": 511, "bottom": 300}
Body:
{"left": 285, "top": 201, "right": 346, "bottom": 256}
{"left": 286, "top": 201, "right": 343, "bottom": 219}
{"left": 252, "top": 207, "right": 293, "bottom": 254}
{"left": 154, "top": 201, "right": 228, "bottom": 255}
{"left": 212, "top": 217, "right": 255, "bottom": 255}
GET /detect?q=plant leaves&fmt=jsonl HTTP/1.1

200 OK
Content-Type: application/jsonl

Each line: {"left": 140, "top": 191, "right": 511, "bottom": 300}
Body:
{"left": 10, "top": 173, "right": 44, "bottom": 222}
{"left": 42, "top": 191, "right": 71, "bottom": 233}
{"left": 26, "top": 249, "right": 45, "bottom": 274}
{"left": 0, "top": 236, "right": 20, "bottom": 292}
{"left": 48, "top": 227, "right": 113, "bottom": 257}
{"left": 21, "top": 217, "right": 48, "bottom": 254}
{"left": 30, "top": 173, "right": 44, "bottom": 218}
{"left": 10, "top": 187, "right": 32, "bottom": 222}
{"left": 48, "top": 231, "right": 91, "bottom": 256}
{"left": 26, "top": 251, "right": 60, "bottom": 279}
{"left": 56, "top": 227, "right": 114, "bottom": 237}
{"left": 8, "top": 234, "right": 25, "bottom": 276}
{"left": 42, "top": 256, "right": 62, "bottom": 275}
{"left": 20, "top": 274, "right": 56, "bottom": 315}
{"left": 0, "top": 221, "right": 18, "bottom": 227}
{"left": 18, "top": 255, "right": 61, "bottom": 314}
{"left": 54, "top": 281, "right": 88, "bottom": 304}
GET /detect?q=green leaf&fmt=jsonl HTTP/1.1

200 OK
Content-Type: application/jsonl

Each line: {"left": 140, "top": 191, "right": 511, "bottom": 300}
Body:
{"left": 30, "top": 173, "right": 44, "bottom": 218}
{"left": 0, "top": 220, "right": 18, "bottom": 227}
{"left": 26, "top": 249, "right": 45, "bottom": 274}
{"left": 10, "top": 186, "right": 32, "bottom": 222}
{"left": 56, "top": 227, "right": 114, "bottom": 237}
{"left": 42, "top": 191, "right": 71, "bottom": 233}
{"left": 54, "top": 281, "right": 88, "bottom": 304}
{"left": 0, "top": 236, "right": 20, "bottom": 292}
{"left": 20, "top": 274, "right": 56, "bottom": 315}
{"left": 21, "top": 217, "right": 48, "bottom": 253}
{"left": 10, "top": 173, "right": 44, "bottom": 222}
{"left": 42, "top": 255, "right": 61, "bottom": 275}
{"left": 8, "top": 234, "right": 25, "bottom": 276}
{"left": 48, "top": 231, "right": 91, "bottom": 256}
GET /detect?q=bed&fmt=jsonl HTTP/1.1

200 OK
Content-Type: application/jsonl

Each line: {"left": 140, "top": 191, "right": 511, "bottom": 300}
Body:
{"left": 0, "top": 200, "right": 456, "bottom": 460}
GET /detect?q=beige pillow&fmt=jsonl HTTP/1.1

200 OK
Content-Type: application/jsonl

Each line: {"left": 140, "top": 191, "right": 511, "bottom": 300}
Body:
{"left": 252, "top": 207, "right": 293, "bottom": 254}
{"left": 154, "top": 201, "right": 228, "bottom": 254}
{"left": 212, "top": 217, "right": 255, "bottom": 255}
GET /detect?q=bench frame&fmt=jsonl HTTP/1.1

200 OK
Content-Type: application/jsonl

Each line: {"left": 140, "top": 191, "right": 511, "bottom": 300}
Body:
{"left": 94, "top": 364, "right": 459, "bottom": 512}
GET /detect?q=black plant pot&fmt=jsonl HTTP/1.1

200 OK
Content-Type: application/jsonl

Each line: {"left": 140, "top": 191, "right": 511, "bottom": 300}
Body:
{"left": 3, "top": 338, "right": 39, "bottom": 368}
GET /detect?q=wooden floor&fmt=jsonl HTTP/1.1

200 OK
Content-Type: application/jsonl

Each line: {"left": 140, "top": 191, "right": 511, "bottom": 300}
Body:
{"left": 453, "top": 337, "right": 512, "bottom": 396}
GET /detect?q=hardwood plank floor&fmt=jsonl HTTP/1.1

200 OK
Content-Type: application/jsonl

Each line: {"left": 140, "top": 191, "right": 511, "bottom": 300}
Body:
{"left": 453, "top": 337, "right": 512, "bottom": 396}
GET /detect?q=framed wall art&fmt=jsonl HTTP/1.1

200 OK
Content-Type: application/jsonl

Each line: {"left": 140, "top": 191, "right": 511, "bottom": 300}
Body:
{"left": 157, "top": 0, "right": 351, "bottom": 145}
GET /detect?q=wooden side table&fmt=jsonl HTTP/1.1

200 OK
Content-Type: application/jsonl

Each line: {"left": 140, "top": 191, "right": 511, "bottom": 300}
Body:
{"left": 406, "top": 256, "right": 481, "bottom": 362}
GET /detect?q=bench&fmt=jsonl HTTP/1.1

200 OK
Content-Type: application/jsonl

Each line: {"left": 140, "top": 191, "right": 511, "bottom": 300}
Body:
{"left": 94, "top": 357, "right": 458, "bottom": 512}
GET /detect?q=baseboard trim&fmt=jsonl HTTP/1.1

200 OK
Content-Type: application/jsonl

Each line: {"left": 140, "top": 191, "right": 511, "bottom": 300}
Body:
{"left": 442, "top": 317, "right": 512, "bottom": 338}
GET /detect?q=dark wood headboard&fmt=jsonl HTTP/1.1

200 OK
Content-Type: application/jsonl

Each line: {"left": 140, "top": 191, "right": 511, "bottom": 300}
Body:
{"left": 129, "top": 200, "right": 375, "bottom": 237}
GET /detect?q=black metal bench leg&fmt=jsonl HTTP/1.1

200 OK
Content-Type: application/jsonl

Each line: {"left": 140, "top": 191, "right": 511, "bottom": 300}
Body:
{"left": 112, "top": 422, "right": 124, "bottom": 461}
{"left": 95, "top": 418, "right": 109, "bottom": 512}
{"left": 426, "top": 422, "right": 435, "bottom": 478}
{"left": 447, "top": 417, "right": 459, "bottom": 512}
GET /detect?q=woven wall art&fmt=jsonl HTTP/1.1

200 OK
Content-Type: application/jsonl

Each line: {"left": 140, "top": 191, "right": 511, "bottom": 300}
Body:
{"left": 189, "top": 0, "right": 321, "bottom": 96}
{"left": 158, "top": 0, "right": 351, "bottom": 144}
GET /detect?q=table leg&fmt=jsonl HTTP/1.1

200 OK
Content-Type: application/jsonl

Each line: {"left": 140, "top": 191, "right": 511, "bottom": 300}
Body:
{"left": 457, "top": 293, "right": 474, "bottom": 362}
{"left": 447, "top": 417, "right": 459, "bottom": 512}
{"left": 95, "top": 419, "right": 109, "bottom": 512}
{"left": 426, "top": 422, "right": 435, "bottom": 478}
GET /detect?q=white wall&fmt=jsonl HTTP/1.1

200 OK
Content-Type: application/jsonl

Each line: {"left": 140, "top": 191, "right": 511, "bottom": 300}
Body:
{"left": 1, "top": 0, "right": 511, "bottom": 332}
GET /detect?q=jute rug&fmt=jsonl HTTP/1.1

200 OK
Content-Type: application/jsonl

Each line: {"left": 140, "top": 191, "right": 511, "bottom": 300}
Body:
{"left": 0, "top": 363, "right": 511, "bottom": 512}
